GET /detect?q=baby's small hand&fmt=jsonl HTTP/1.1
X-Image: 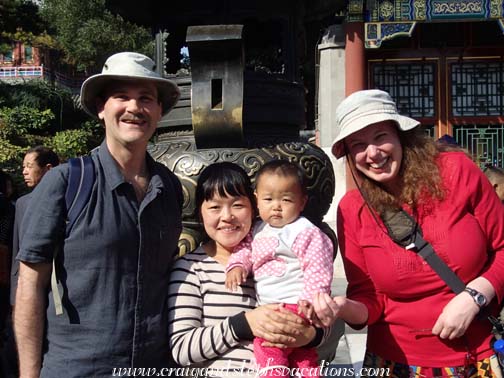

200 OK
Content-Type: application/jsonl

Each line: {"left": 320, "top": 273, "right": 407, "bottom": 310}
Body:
{"left": 225, "top": 267, "right": 247, "bottom": 291}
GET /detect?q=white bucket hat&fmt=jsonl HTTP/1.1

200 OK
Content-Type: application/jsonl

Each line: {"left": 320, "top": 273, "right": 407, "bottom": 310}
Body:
{"left": 80, "top": 52, "right": 180, "bottom": 117}
{"left": 331, "top": 89, "right": 420, "bottom": 158}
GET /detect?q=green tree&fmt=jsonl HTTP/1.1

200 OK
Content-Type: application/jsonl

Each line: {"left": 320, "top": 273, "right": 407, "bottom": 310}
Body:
{"left": 51, "top": 129, "right": 93, "bottom": 161}
{"left": 0, "top": 0, "right": 151, "bottom": 193}
{"left": 0, "top": 106, "right": 55, "bottom": 140}
{"left": 0, "top": 0, "right": 50, "bottom": 54}
{"left": 0, "top": 0, "right": 46, "bottom": 34}
{"left": 0, "top": 80, "right": 103, "bottom": 194}
{"left": 39, "top": 0, "right": 154, "bottom": 73}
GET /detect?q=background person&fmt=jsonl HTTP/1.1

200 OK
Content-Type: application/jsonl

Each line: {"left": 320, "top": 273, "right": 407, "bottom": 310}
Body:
{"left": 484, "top": 166, "right": 504, "bottom": 203}
{"left": 14, "top": 52, "right": 182, "bottom": 378}
{"left": 225, "top": 160, "right": 333, "bottom": 378}
{"left": 0, "top": 171, "right": 15, "bottom": 377}
{"left": 0, "top": 172, "right": 15, "bottom": 318}
{"left": 314, "top": 89, "right": 504, "bottom": 377}
{"left": 3, "top": 147, "right": 59, "bottom": 378}
{"left": 168, "top": 162, "right": 329, "bottom": 378}
{"left": 22, "top": 146, "right": 59, "bottom": 189}
{"left": 11, "top": 146, "right": 60, "bottom": 303}
{"left": 0, "top": 171, "right": 17, "bottom": 205}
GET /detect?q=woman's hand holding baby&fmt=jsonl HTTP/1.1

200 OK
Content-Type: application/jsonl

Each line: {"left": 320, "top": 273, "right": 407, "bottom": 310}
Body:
{"left": 245, "top": 304, "right": 315, "bottom": 348}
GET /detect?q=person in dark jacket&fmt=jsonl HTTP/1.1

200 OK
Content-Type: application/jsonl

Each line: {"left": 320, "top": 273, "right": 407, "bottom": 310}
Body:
{"left": 0, "top": 171, "right": 15, "bottom": 377}
{"left": 11, "top": 146, "right": 60, "bottom": 303}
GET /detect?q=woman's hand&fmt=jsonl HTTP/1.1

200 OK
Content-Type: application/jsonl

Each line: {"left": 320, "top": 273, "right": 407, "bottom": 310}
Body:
{"left": 432, "top": 292, "right": 480, "bottom": 340}
{"left": 313, "top": 293, "right": 368, "bottom": 327}
{"left": 433, "top": 278, "right": 495, "bottom": 340}
{"left": 245, "top": 304, "right": 313, "bottom": 348}
{"left": 312, "top": 293, "right": 344, "bottom": 327}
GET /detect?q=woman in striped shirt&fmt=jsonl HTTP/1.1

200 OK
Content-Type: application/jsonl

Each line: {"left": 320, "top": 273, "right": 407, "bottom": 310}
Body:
{"left": 168, "top": 162, "right": 324, "bottom": 378}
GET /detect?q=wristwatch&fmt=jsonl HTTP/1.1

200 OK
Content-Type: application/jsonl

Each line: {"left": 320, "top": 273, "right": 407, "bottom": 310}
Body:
{"left": 464, "top": 287, "right": 488, "bottom": 308}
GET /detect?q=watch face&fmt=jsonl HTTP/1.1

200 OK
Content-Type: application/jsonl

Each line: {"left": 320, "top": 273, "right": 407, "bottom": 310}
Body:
{"left": 475, "top": 293, "right": 486, "bottom": 306}
{"left": 465, "top": 288, "right": 487, "bottom": 307}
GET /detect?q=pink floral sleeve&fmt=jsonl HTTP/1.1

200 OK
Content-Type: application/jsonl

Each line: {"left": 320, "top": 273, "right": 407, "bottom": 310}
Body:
{"left": 291, "top": 227, "right": 334, "bottom": 302}
{"left": 226, "top": 232, "right": 254, "bottom": 275}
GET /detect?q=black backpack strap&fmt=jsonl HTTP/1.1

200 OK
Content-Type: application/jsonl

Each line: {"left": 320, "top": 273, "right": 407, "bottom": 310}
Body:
{"left": 52, "top": 155, "right": 95, "bottom": 316}
{"left": 381, "top": 209, "right": 466, "bottom": 294}
{"left": 65, "top": 156, "right": 95, "bottom": 236}
{"left": 409, "top": 231, "right": 466, "bottom": 294}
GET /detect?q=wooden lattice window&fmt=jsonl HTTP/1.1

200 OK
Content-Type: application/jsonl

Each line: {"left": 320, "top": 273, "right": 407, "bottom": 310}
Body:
{"left": 451, "top": 61, "right": 504, "bottom": 117}
{"left": 454, "top": 124, "right": 504, "bottom": 168}
{"left": 372, "top": 63, "right": 436, "bottom": 118}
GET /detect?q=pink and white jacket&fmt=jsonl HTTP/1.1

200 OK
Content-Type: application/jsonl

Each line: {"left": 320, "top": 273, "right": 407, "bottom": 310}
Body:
{"left": 227, "top": 216, "right": 333, "bottom": 304}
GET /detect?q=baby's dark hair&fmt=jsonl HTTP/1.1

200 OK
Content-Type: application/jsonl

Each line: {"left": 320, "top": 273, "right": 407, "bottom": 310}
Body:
{"left": 196, "top": 162, "right": 256, "bottom": 214}
{"left": 255, "top": 160, "right": 307, "bottom": 195}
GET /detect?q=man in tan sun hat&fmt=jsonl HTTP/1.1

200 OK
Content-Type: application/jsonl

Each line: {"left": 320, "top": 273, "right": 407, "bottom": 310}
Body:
{"left": 14, "top": 52, "right": 183, "bottom": 377}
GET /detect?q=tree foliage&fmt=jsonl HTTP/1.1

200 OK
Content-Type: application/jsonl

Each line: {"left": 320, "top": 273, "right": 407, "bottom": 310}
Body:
{"left": 51, "top": 129, "right": 93, "bottom": 161}
{"left": 0, "top": 80, "right": 103, "bottom": 194}
{"left": 1, "top": 29, "right": 59, "bottom": 51}
{"left": 0, "top": 0, "right": 46, "bottom": 34}
{"left": 0, "top": 0, "right": 152, "bottom": 194}
{"left": 0, "top": 0, "right": 51, "bottom": 54}
{"left": 39, "top": 0, "right": 154, "bottom": 73}
{"left": 0, "top": 106, "right": 55, "bottom": 139}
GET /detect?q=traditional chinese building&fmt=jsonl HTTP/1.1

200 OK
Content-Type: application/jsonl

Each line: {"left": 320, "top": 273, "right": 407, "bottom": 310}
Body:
{"left": 318, "top": 0, "right": 504, "bottom": 170}
{"left": 0, "top": 41, "right": 43, "bottom": 80}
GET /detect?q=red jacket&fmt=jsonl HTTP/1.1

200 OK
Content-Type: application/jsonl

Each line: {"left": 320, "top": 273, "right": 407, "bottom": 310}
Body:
{"left": 338, "top": 152, "right": 504, "bottom": 366}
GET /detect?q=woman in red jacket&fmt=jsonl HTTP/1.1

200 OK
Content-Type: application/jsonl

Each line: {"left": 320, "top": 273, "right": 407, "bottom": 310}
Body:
{"left": 314, "top": 89, "right": 504, "bottom": 377}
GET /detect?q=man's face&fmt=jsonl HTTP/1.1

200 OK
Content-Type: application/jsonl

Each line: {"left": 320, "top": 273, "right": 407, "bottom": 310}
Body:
{"left": 23, "top": 152, "right": 48, "bottom": 188}
{"left": 96, "top": 81, "right": 163, "bottom": 149}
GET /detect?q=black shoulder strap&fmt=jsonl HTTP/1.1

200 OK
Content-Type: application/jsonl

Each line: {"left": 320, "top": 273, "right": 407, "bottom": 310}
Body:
{"left": 382, "top": 209, "right": 466, "bottom": 294}
{"left": 52, "top": 155, "right": 95, "bottom": 316}
{"left": 65, "top": 156, "right": 95, "bottom": 236}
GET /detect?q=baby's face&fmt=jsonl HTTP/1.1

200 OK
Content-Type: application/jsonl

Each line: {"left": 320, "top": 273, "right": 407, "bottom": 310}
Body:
{"left": 255, "top": 173, "right": 307, "bottom": 228}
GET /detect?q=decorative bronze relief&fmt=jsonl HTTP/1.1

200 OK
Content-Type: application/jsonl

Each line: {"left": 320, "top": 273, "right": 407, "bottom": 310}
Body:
{"left": 149, "top": 131, "right": 335, "bottom": 255}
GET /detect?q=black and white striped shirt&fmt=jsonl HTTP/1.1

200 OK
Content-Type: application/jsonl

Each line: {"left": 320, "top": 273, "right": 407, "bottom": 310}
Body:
{"left": 168, "top": 246, "right": 257, "bottom": 377}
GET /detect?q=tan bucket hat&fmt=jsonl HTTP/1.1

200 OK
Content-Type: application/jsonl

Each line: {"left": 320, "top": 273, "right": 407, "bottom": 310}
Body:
{"left": 331, "top": 89, "right": 420, "bottom": 158}
{"left": 80, "top": 52, "right": 180, "bottom": 117}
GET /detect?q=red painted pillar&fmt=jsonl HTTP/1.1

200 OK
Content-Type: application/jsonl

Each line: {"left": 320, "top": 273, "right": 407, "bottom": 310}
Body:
{"left": 344, "top": 22, "right": 366, "bottom": 190}
{"left": 345, "top": 22, "right": 366, "bottom": 96}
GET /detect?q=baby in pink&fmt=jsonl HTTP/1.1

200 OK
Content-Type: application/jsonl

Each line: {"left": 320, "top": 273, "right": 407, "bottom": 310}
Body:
{"left": 225, "top": 160, "right": 333, "bottom": 378}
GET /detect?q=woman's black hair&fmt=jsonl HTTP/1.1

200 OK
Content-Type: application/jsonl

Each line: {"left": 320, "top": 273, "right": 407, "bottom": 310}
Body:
{"left": 195, "top": 162, "right": 257, "bottom": 216}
